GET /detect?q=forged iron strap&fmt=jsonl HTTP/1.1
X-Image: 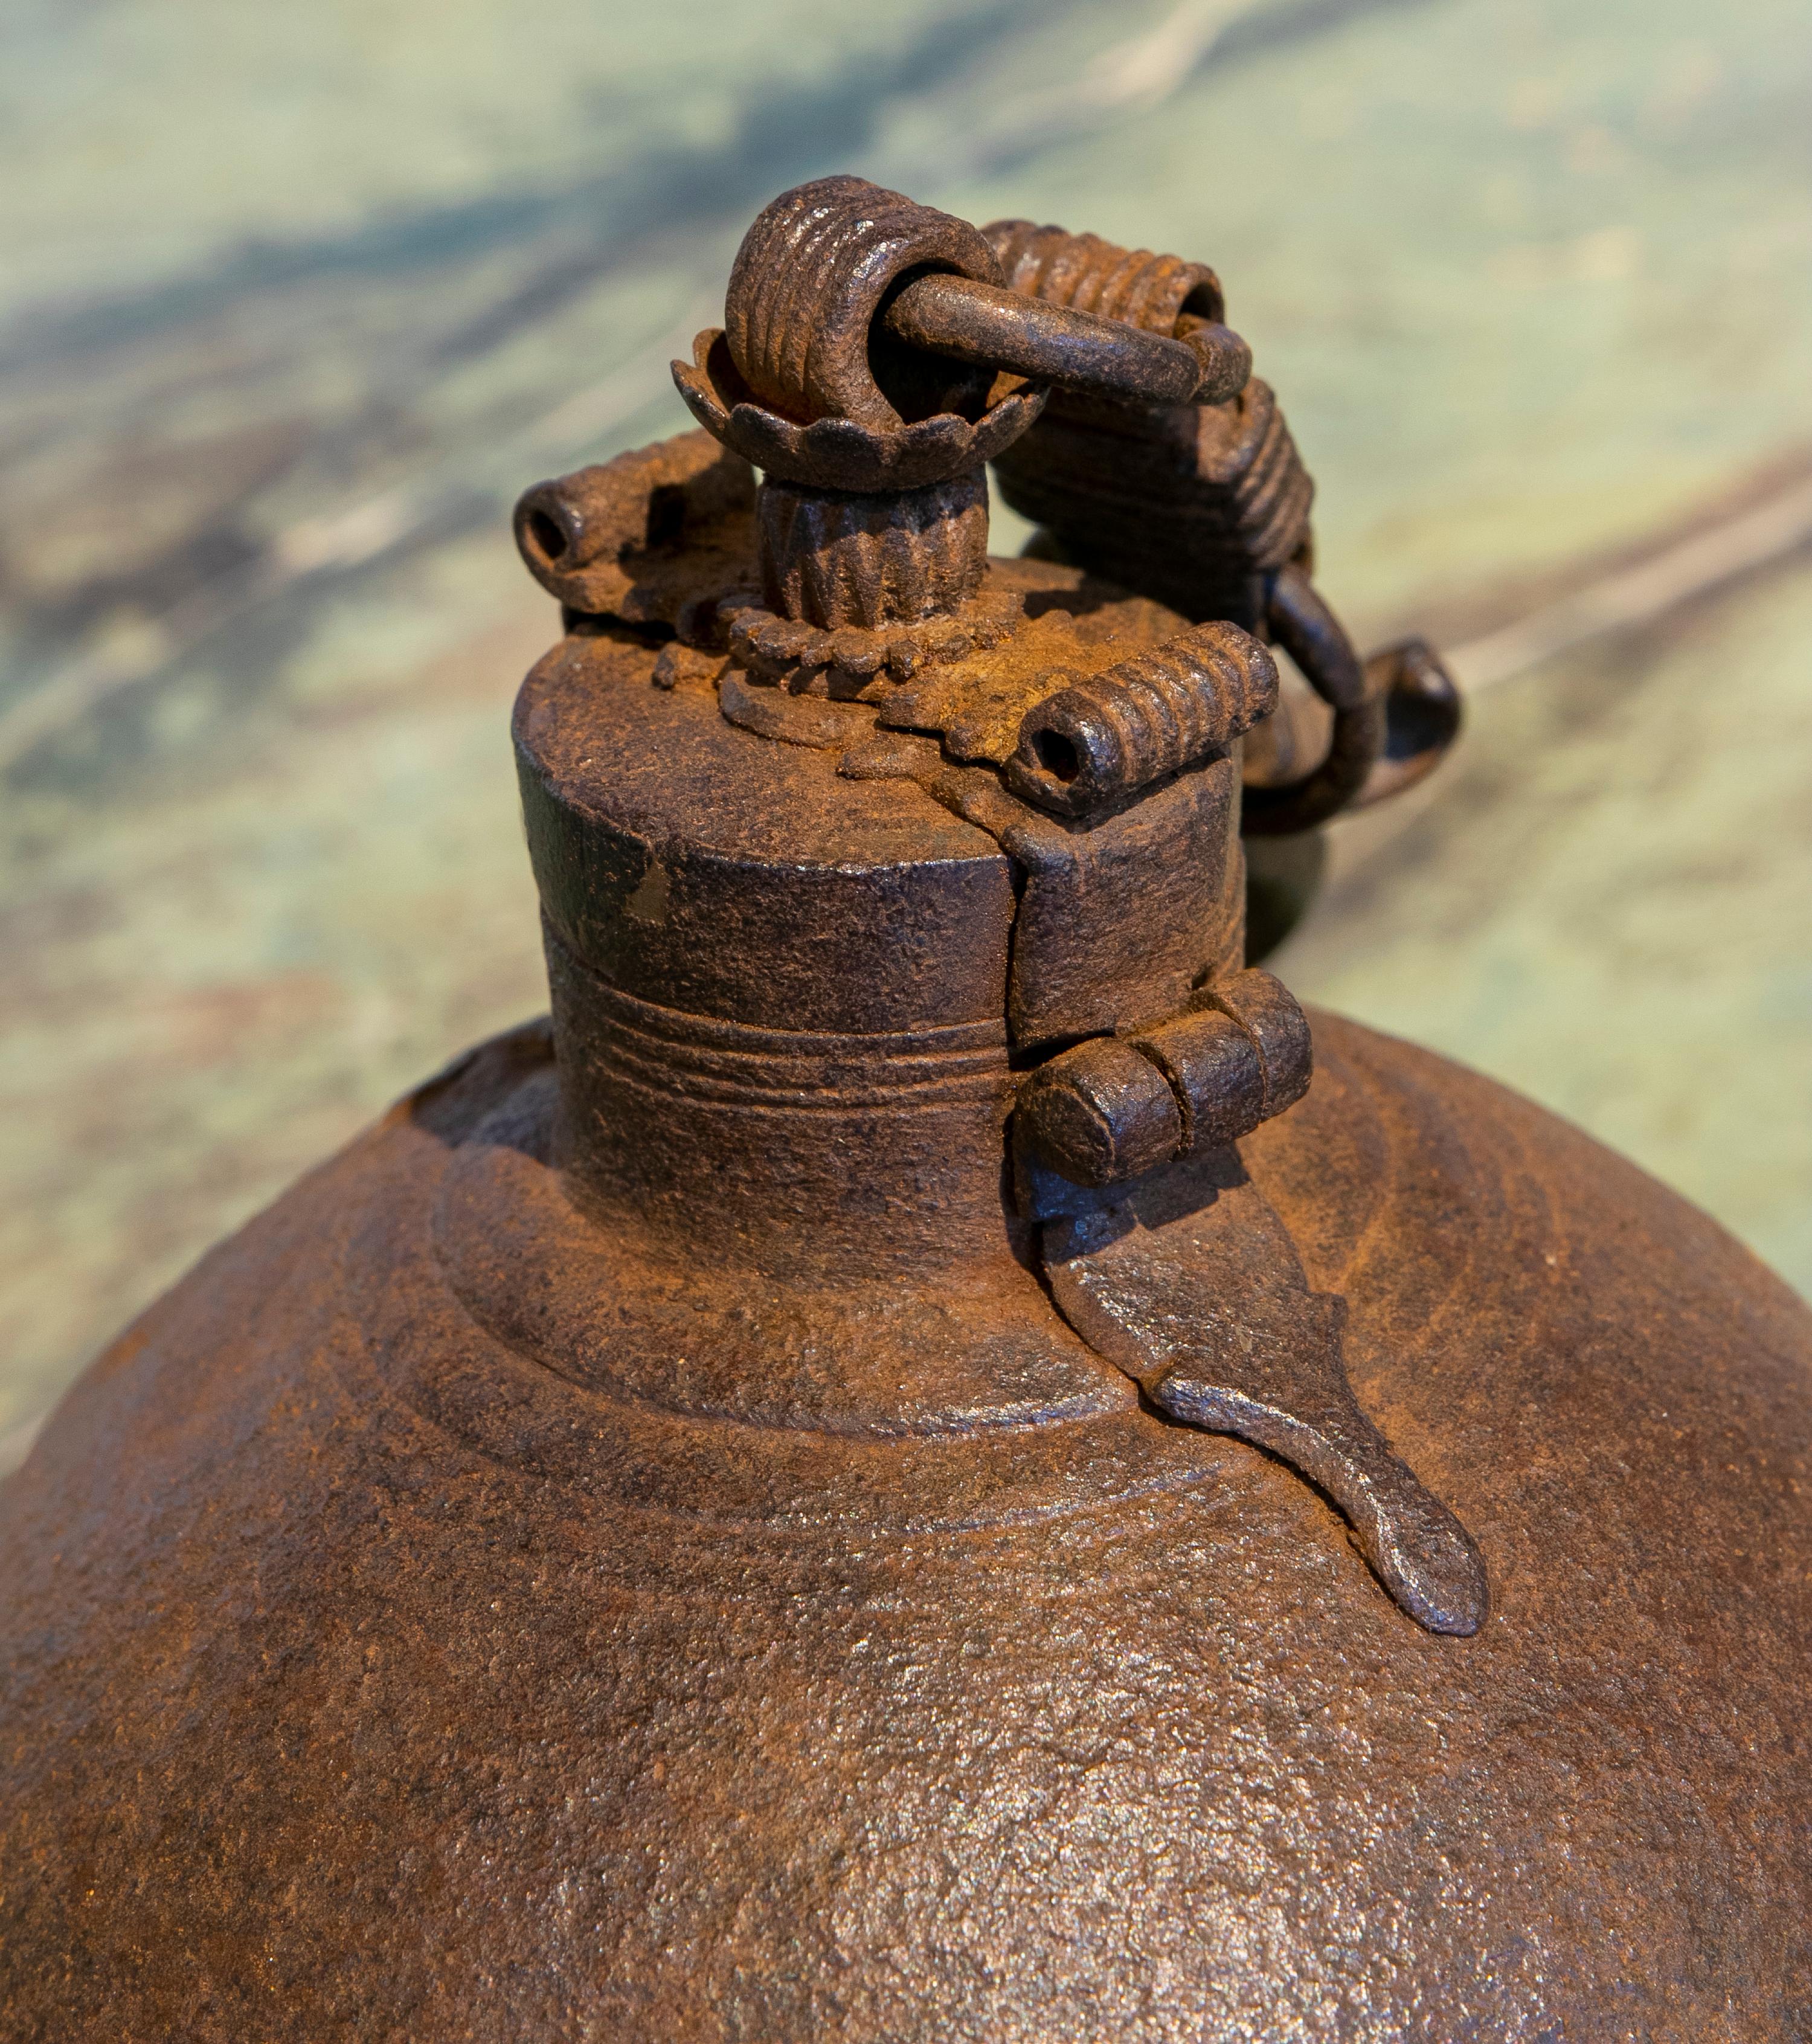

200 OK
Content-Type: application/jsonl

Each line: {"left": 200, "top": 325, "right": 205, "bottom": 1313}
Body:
{"left": 881, "top": 274, "right": 1204, "bottom": 407}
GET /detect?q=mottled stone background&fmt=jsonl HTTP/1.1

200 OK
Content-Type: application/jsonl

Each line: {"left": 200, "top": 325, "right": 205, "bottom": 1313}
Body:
{"left": 4, "top": 0, "right": 1809, "bottom": 1467}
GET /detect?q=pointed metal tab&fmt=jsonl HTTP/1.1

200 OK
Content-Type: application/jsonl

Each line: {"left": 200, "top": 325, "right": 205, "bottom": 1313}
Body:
{"left": 1030, "top": 1142, "right": 1488, "bottom": 1636}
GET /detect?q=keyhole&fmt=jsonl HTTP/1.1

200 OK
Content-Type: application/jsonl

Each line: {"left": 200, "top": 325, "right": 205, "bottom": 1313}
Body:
{"left": 525, "top": 508, "right": 568, "bottom": 564}
{"left": 1032, "top": 729, "right": 1081, "bottom": 783}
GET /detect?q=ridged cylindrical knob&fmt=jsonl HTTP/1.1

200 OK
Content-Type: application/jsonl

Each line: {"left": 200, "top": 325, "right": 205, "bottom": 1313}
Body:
{"left": 1005, "top": 621, "right": 1279, "bottom": 817}
{"left": 756, "top": 470, "right": 988, "bottom": 628}
{"left": 725, "top": 176, "right": 1001, "bottom": 430}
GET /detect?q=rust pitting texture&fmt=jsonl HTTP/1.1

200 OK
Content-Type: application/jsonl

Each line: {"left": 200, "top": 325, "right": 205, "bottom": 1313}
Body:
{"left": 522, "top": 176, "right": 1483, "bottom": 1630}
{"left": 4, "top": 1014, "right": 1810, "bottom": 2036}
{"left": 2, "top": 173, "right": 1810, "bottom": 2038}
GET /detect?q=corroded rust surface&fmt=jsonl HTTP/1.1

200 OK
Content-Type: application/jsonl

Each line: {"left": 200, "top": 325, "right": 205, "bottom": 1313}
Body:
{"left": 5, "top": 166, "right": 1810, "bottom": 2039}
{"left": 11, "top": 2, "right": 1812, "bottom": 1492}
{"left": 510, "top": 159, "right": 1483, "bottom": 1610}
{"left": 3, "top": 1015, "right": 1810, "bottom": 2039}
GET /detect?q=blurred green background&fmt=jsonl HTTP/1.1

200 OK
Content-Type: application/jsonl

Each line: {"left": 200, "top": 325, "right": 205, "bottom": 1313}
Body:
{"left": 4, "top": 0, "right": 1810, "bottom": 1468}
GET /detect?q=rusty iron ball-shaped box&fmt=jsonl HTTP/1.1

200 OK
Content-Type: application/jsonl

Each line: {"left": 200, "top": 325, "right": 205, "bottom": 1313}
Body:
{"left": 3, "top": 177, "right": 1808, "bottom": 2042}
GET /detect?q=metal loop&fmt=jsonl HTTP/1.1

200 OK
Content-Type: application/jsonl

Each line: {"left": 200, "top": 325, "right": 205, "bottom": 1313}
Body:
{"left": 723, "top": 176, "right": 1000, "bottom": 431}
{"left": 1240, "top": 565, "right": 1385, "bottom": 836}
